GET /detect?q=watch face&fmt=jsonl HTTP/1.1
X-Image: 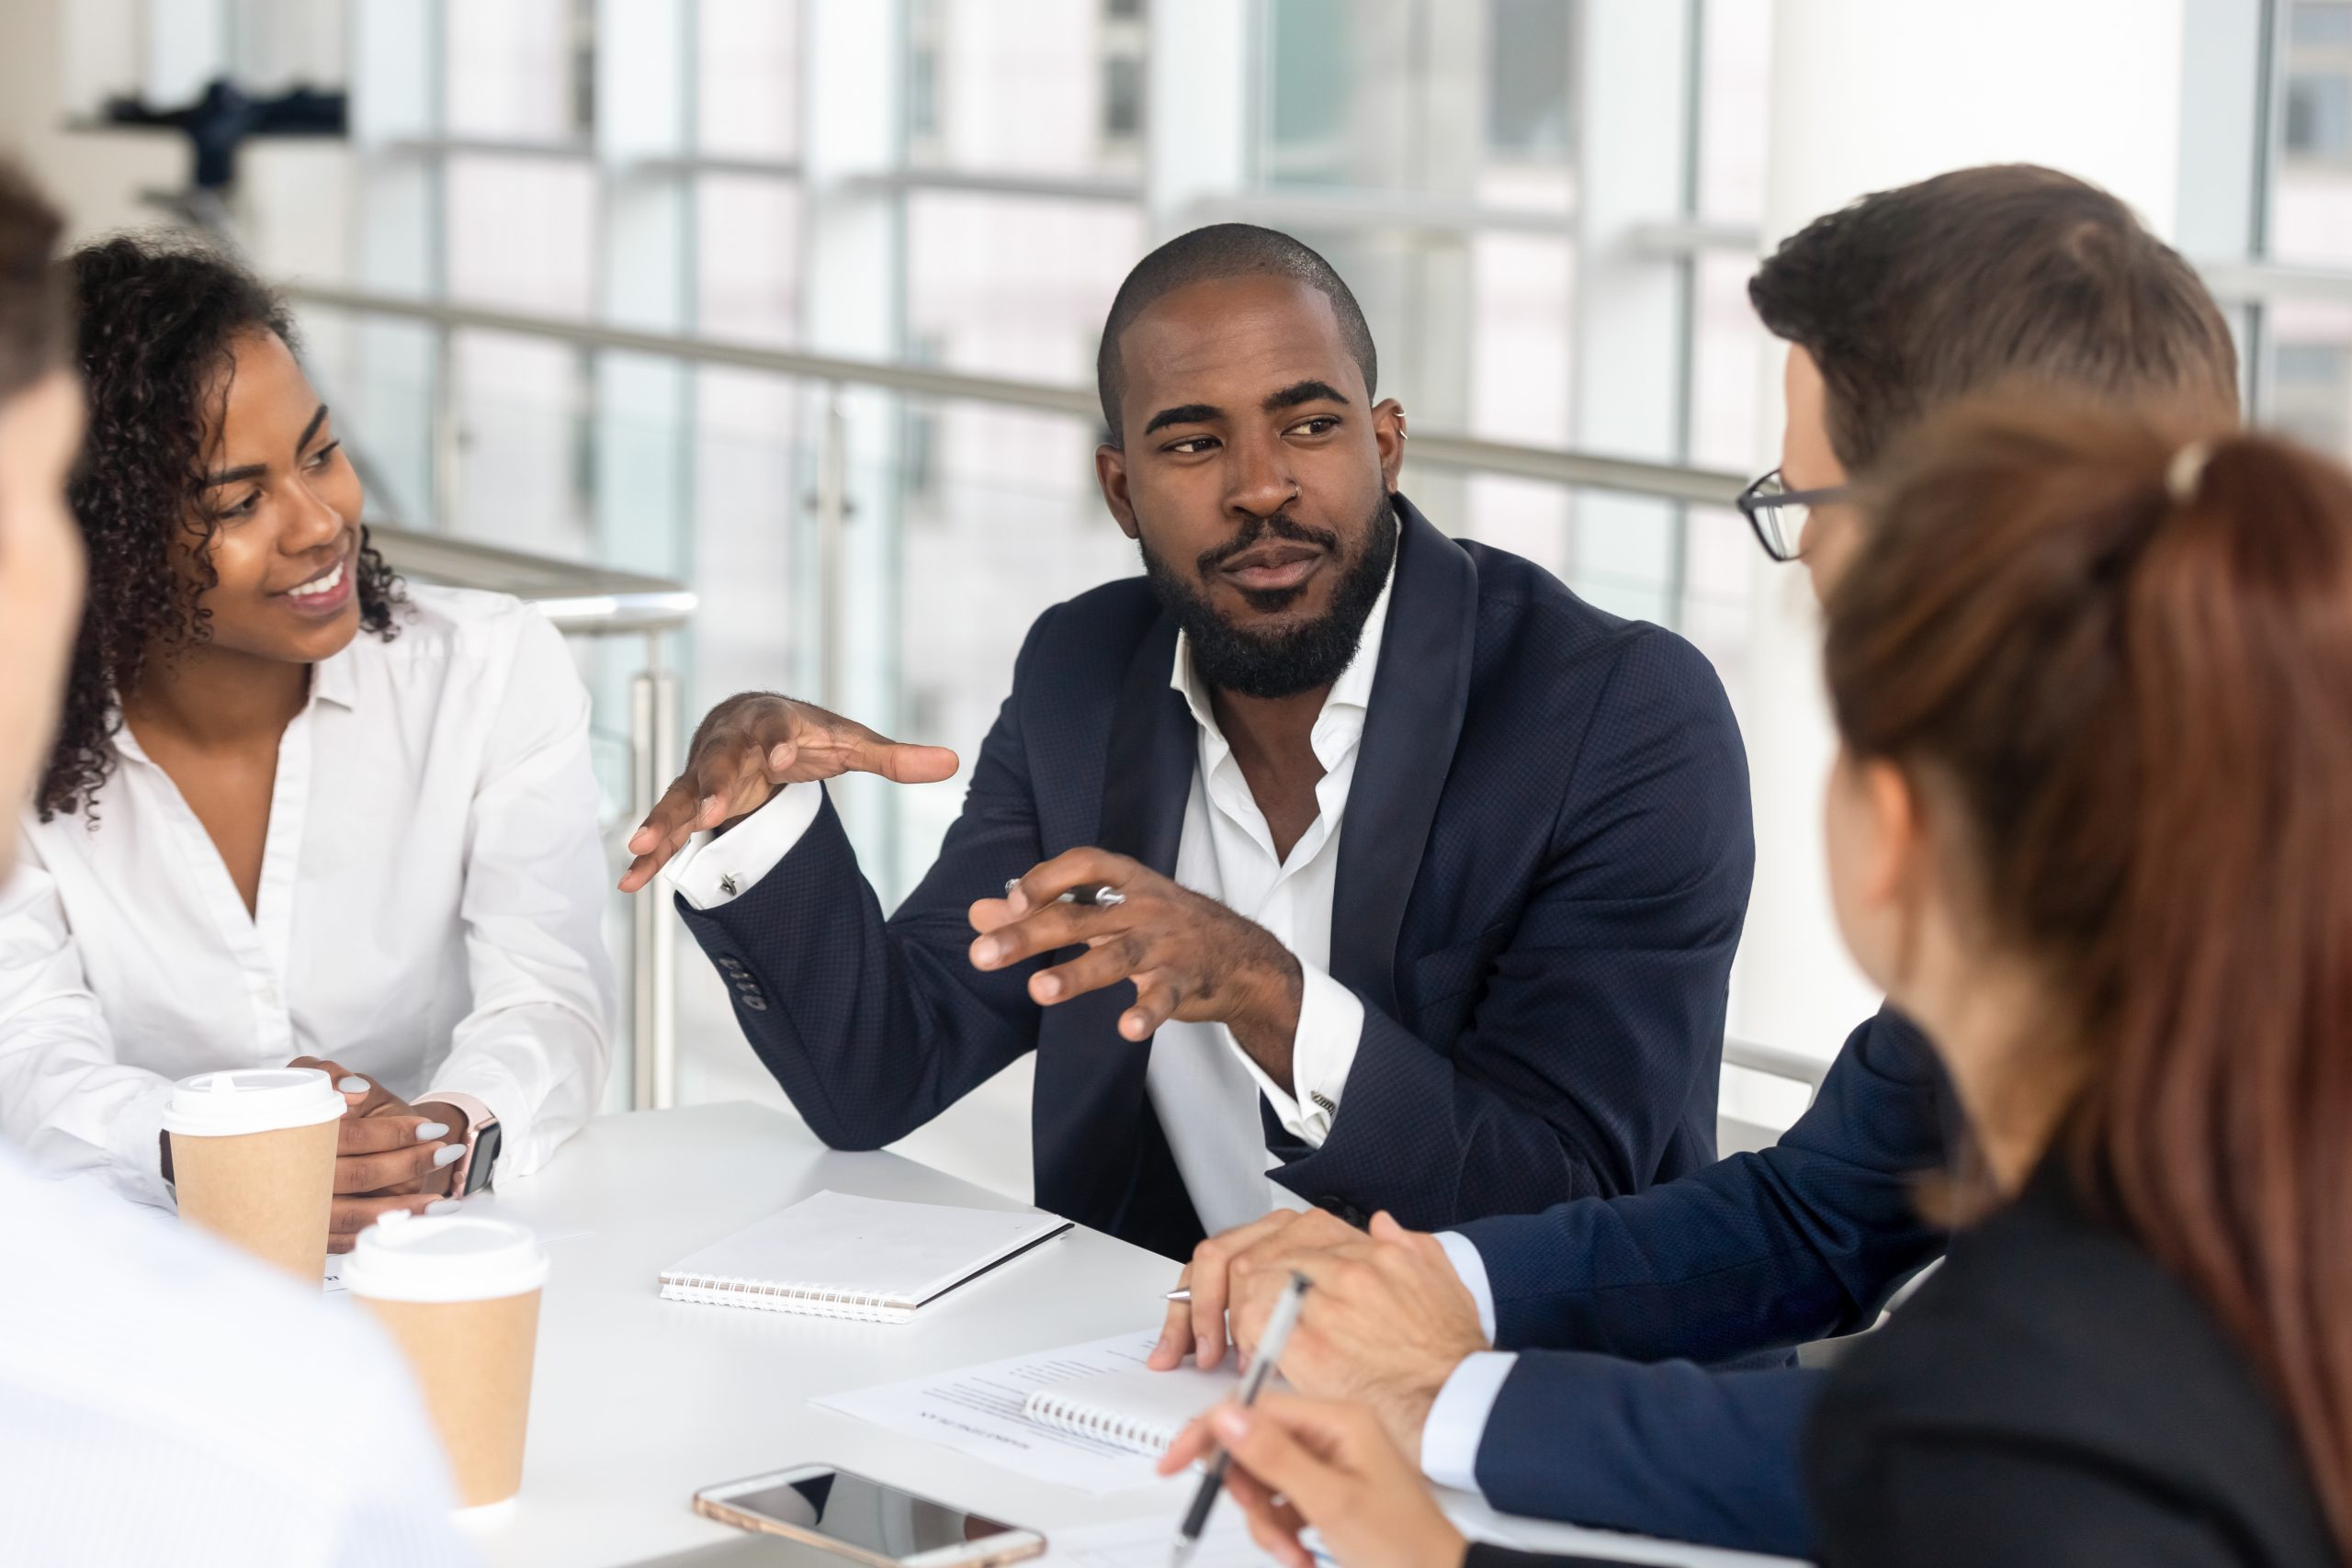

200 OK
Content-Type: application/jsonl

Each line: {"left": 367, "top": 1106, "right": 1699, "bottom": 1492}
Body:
{"left": 464, "top": 1122, "right": 503, "bottom": 1194}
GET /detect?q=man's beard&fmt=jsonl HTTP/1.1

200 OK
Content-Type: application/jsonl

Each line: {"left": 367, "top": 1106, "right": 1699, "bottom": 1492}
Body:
{"left": 1138, "top": 497, "right": 1399, "bottom": 701}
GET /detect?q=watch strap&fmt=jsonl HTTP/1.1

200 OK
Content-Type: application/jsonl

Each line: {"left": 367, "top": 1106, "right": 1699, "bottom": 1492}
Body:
{"left": 431, "top": 1090, "right": 499, "bottom": 1195}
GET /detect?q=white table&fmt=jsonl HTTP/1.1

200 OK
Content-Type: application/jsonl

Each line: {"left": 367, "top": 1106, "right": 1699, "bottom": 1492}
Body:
{"left": 453, "top": 1102, "right": 1801, "bottom": 1568}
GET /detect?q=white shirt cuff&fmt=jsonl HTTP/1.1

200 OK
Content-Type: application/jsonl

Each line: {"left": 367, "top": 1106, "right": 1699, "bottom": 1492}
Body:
{"left": 662, "top": 781, "right": 825, "bottom": 910}
{"left": 1434, "top": 1230, "right": 1498, "bottom": 1344}
{"left": 1420, "top": 1350, "right": 1518, "bottom": 1494}
{"left": 1230, "top": 962, "right": 1363, "bottom": 1146}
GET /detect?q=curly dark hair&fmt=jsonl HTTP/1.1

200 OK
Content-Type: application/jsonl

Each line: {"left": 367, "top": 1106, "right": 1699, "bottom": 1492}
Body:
{"left": 40, "top": 235, "right": 404, "bottom": 819}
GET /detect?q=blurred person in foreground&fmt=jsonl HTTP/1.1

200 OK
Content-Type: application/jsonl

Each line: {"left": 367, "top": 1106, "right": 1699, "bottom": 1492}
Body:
{"left": 1169, "top": 405, "right": 2349, "bottom": 1568}
{"left": 0, "top": 157, "right": 472, "bottom": 1568}
{"left": 1154, "top": 165, "right": 2246, "bottom": 1557}
{"left": 0, "top": 234, "right": 615, "bottom": 1247}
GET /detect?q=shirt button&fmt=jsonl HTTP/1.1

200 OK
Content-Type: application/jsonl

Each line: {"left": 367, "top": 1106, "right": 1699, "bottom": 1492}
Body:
{"left": 255, "top": 984, "right": 280, "bottom": 1009}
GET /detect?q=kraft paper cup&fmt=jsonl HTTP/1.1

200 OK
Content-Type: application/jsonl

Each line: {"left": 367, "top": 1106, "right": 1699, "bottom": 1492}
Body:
{"left": 162, "top": 1066, "right": 345, "bottom": 1280}
{"left": 345, "top": 1213, "right": 549, "bottom": 1509}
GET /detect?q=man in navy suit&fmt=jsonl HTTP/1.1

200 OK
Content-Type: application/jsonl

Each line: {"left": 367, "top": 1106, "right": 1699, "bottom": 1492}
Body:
{"left": 618, "top": 224, "right": 1752, "bottom": 1262}
{"left": 1153, "top": 167, "right": 2248, "bottom": 1559}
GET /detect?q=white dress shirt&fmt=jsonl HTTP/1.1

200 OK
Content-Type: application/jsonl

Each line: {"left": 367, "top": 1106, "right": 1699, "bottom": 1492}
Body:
{"left": 1421, "top": 1231, "right": 1513, "bottom": 1490}
{"left": 666, "top": 570, "right": 1393, "bottom": 1236}
{"left": 0, "top": 586, "right": 616, "bottom": 1208}
{"left": 0, "top": 1145, "right": 475, "bottom": 1566}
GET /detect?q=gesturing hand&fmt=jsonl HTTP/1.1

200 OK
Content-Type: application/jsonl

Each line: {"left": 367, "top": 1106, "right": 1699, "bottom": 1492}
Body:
{"left": 618, "top": 693, "right": 959, "bottom": 892}
{"left": 1157, "top": 1393, "right": 1469, "bottom": 1568}
{"left": 1154, "top": 1209, "right": 1483, "bottom": 1457}
{"left": 968, "top": 849, "right": 1305, "bottom": 1082}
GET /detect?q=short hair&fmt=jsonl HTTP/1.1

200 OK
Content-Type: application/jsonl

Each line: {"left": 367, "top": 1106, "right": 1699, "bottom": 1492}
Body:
{"left": 0, "top": 160, "right": 68, "bottom": 401}
{"left": 1096, "top": 223, "right": 1377, "bottom": 445}
{"left": 1749, "top": 164, "right": 2240, "bottom": 475}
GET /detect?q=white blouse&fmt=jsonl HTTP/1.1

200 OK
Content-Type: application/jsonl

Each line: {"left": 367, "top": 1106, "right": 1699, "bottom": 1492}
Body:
{"left": 0, "top": 585, "right": 615, "bottom": 1208}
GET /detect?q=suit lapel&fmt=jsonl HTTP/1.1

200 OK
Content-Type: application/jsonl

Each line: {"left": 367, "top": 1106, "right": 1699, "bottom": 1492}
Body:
{"left": 1032, "top": 611, "right": 1192, "bottom": 1235}
{"left": 1097, "top": 614, "right": 1191, "bottom": 877}
{"left": 1329, "top": 496, "right": 1478, "bottom": 1017}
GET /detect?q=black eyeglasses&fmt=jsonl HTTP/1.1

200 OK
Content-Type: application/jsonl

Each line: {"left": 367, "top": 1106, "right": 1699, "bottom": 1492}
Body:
{"left": 1736, "top": 468, "right": 1851, "bottom": 562}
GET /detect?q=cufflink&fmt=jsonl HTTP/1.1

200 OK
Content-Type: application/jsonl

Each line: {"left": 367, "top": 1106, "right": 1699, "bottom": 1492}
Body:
{"left": 720, "top": 874, "right": 739, "bottom": 897}
{"left": 1310, "top": 1090, "right": 1337, "bottom": 1115}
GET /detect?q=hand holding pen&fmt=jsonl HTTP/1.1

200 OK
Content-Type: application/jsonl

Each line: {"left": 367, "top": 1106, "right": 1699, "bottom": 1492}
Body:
{"left": 967, "top": 849, "right": 1307, "bottom": 1060}
{"left": 1168, "top": 1270, "right": 1312, "bottom": 1568}
{"left": 1159, "top": 1391, "right": 1474, "bottom": 1568}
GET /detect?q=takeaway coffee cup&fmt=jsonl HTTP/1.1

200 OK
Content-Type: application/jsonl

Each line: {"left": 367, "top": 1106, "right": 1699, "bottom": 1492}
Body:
{"left": 161, "top": 1066, "right": 345, "bottom": 1280}
{"left": 345, "top": 1212, "right": 548, "bottom": 1509}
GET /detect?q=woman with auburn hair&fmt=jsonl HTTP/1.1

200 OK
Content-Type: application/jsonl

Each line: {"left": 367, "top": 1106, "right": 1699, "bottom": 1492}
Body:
{"left": 1157, "top": 404, "right": 2348, "bottom": 1567}
{"left": 0, "top": 234, "right": 613, "bottom": 1249}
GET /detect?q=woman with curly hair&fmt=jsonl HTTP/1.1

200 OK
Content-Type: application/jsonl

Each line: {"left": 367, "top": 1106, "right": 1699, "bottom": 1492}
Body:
{"left": 0, "top": 234, "right": 613, "bottom": 1248}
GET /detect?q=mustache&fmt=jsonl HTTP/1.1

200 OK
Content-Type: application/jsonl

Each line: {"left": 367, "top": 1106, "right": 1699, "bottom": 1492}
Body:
{"left": 1195, "top": 511, "right": 1341, "bottom": 576}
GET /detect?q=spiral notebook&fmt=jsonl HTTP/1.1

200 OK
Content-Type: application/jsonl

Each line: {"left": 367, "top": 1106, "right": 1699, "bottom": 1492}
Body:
{"left": 657, "top": 1190, "right": 1071, "bottom": 1324}
{"left": 1021, "top": 1353, "right": 1249, "bottom": 1456}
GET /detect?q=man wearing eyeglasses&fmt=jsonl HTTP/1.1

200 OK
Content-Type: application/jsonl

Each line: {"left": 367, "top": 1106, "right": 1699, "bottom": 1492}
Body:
{"left": 1150, "top": 164, "right": 2245, "bottom": 1561}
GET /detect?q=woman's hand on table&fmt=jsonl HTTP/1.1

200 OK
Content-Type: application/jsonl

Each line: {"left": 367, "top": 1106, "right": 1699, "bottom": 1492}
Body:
{"left": 1157, "top": 1392, "right": 1470, "bottom": 1568}
{"left": 290, "top": 1056, "right": 468, "bottom": 1249}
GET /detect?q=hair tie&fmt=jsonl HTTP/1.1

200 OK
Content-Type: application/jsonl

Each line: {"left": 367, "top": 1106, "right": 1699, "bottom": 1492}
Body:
{"left": 2165, "top": 439, "right": 2217, "bottom": 506}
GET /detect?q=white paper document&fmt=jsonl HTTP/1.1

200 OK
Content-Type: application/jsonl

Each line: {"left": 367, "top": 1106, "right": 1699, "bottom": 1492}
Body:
{"left": 815, "top": 1330, "right": 1188, "bottom": 1494}
{"left": 1041, "top": 1510, "right": 1286, "bottom": 1568}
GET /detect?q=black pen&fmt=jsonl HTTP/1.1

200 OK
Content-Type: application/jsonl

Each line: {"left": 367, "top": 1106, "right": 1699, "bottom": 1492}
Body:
{"left": 1170, "top": 1270, "right": 1311, "bottom": 1568}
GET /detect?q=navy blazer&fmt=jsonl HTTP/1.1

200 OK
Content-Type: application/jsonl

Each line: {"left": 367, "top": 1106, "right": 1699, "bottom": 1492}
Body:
{"left": 1450, "top": 1008, "right": 1955, "bottom": 1558}
{"left": 676, "top": 498, "right": 1753, "bottom": 1258}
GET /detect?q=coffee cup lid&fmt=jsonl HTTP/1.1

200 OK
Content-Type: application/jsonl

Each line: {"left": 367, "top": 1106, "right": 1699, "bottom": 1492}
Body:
{"left": 159, "top": 1066, "right": 345, "bottom": 1136}
{"left": 341, "top": 1213, "right": 548, "bottom": 1303}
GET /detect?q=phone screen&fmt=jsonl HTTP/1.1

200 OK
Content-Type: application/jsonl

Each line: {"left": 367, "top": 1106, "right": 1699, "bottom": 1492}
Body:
{"left": 720, "top": 1469, "right": 1021, "bottom": 1558}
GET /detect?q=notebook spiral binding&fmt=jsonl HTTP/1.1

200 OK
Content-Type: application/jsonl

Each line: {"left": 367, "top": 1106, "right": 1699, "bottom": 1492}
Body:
{"left": 1021, "top": 1393, "right": 1178, "bottom": 1455}
{"left": 656, "top": 1271, "right": 918, "bottom": 1325}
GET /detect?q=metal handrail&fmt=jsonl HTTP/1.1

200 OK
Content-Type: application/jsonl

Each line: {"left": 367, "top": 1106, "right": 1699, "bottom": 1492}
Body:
{"left": 368, "top": 525, "right": 697, "bottom": 633}
{"left": 1723, "top": 1035, "right": 1833, "bottom": 1095}
{"left": 281, "top": 282, "right": 1751, "bottom": 508}
{"left": 371, "top": 522, "right": 691, "bottom": 629}
{"left": 368, "top": 524, "right": 686, "bottom": 1118}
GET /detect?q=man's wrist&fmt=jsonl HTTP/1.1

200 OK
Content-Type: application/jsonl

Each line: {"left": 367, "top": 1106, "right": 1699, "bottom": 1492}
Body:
{"left": 1230, "top": 950, "right": 1305, "bottom": 1085}
{"left": 1383, "top": 1379, "right": 1442, "bottom": 1457}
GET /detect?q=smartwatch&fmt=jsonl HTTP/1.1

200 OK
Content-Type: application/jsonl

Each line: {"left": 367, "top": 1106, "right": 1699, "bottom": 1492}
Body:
{"left": 462, "top": 1118, "right": 502, "bottom": 1194}
{"left": 431, "top": 1092, "right": 503, "bottom": 1196}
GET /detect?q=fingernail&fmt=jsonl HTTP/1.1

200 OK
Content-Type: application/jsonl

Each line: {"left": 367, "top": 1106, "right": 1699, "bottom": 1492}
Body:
{"left": 433, "top": 1144, "right": 466, "bottom": 1168}
{"left": 699, "top": 795, "right": 723, "bottom": 819}
{"left": 425, "top": 1199, "right": 463, "bottom": 1215}
{"left": 414, "top": 1122, "right": 450, "bottom": 1140}
{"left": 972, "top": 940, "right": 999, "bottom": 967}
{"left": 1212, "top": 1408, "right": 1249, "bottom": 1441}
{"left": 1035, "top": 975, "right": 1061, "bottom": 999}
{"left": 337, "top": 1076, "right": 368, "bottom": 1093}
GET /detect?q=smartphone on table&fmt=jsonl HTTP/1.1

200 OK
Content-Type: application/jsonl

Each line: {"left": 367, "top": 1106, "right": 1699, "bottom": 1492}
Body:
{"left": 694, "top": 1465, "right": 1046, "bottom": 1568}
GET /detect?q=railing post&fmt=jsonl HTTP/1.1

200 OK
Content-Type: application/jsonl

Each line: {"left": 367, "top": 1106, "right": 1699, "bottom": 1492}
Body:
{"left": 431, "top": 320, "right": 462, "bottom": 529}
{"left": 816, "top": 385, "right": 849, "bottom": 712}
{"left": 628, "top": 634, "right": 680, "bottom": 1111}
